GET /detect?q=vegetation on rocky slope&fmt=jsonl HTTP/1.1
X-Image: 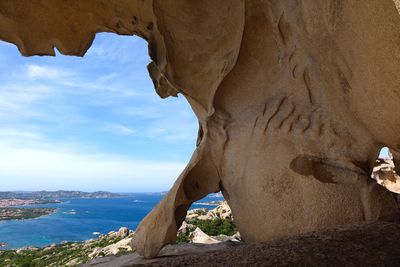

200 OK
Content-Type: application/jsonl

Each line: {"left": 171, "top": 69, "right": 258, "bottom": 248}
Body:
{"left": 0, "top": 201, "right": 237, "bottom": 267}
{"left": 192, "top": 218, "right": 237, "bottom": 236}
{"left": 177, "top": 218, "right": 237, "bottom": 243}
{"left": 0, "top": 233, "right": 128, "bottom": 267}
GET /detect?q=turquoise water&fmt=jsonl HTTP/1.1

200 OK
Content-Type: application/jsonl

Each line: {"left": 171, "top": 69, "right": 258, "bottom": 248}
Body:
{"left": 0, "top": 193, "right": 222, "bottom": 249}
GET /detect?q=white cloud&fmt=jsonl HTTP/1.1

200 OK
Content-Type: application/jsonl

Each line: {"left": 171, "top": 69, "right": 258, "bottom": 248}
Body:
{"left": 145, "top": 112, "right": 198, "bottom": 143}
{"left": 0, "top": 127, "right": 43, "bottom": 140}
{"left": 0, "top": 138, "right": 185, "bottom": 192}
{"left": 117, "top": 106, "right": 163, "bottom": 119}
{"left": 0, "top": 83, "right": 53, "bottom": 119}
{"left": 26, "top": 64, "right": 64, "bottom": 79}
{"left": 86, "top": 33, "right": 149, "bottom": 64}
{"left": 60, "top": 79, "right": 141, "bottom": 98}
{"left": 105, "top": 124, "right": 136, "bottom": 136}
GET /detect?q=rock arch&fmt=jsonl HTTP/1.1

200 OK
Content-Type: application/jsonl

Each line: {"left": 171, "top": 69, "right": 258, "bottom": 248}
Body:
{"left": 1, "top": 0, "right": 400, "bottom": 259}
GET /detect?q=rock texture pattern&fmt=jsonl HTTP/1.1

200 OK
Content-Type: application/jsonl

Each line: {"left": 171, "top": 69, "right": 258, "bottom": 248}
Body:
{"left": 1, "top": 0, "right": 400, "bottom": 259}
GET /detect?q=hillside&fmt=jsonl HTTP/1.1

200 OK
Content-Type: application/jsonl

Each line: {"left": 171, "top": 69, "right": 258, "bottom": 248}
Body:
{"left": 0, "top": 191, "right": 124, "bottom": 200}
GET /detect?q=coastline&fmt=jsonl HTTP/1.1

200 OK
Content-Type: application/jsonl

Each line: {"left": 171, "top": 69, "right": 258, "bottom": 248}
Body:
{"left": 192, "top": 201, "right": 222, "bottom": 206}
{"left": 0, "top": 199, "right": 62, "bottom": 208}
{"left": 0, "top": 191, "right": 126, "bottom": 224}
{"left": 0, "top": 193, "right": 224, "bottom": 250}
{"left": 0, "top": 207, "right": 58, "bottom": 222}
{"left": 0, "top": 200, "right": 235, "bottom": 266}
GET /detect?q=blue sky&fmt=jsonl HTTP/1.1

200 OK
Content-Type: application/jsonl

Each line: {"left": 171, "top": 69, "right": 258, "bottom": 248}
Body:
{"left": 0, "top": 33, "right": 197, "bottom": 192}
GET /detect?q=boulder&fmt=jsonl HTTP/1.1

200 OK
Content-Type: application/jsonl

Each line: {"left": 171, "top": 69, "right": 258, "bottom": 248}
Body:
{"left": 117, "top": 227, "right": 130, "bottom": 239}
{"left": 208, "top": 201, "right": 232, "bottom": 220}
{"left": 16, "top": 247, "right": 38, "bottom": 254}
{"left": 100, "top": 237, "right": 133, "bottom": 256}
{"left": 212, "top": 232, "right": 241, "bottom": 243}
{"left": 372, "top": 152, "right": 400, "bottom": 193}
{"left": 189, "top": 228, "right": 219, "bottom": 244}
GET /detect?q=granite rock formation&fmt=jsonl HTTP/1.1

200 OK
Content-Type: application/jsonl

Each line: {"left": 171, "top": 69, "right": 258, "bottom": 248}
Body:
{"left": 1, "top": 0, "right": 400, "bottom": 259}
{"left": 372, "top": 151, "right": 400, "bottom": 193}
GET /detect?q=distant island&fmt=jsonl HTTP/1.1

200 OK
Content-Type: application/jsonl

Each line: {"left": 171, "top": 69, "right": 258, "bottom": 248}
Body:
{"left": 0, "top": 207, "right": 56, "bottom": 221}
{"left": 0, "top": 190, "right": 125, "bottom": 201}
{"left": 193, "top": 200, "right": 222, "bottom": 206}
{"left": 0, "top": 199, "right": 61, "bottom": 208}
{"left": 0, "top": 191, "right": 125, "bottom": 222}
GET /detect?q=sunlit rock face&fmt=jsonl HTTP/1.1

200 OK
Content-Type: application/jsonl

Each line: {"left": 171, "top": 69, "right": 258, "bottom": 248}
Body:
{"left": 1, "top": 0, "right": 400, "bottom": 259}
{"left": 372, "top": 151, "right": 400, "bottom": 194}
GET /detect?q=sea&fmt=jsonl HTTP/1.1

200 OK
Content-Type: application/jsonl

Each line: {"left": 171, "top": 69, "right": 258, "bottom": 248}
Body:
{"left": 0, "top": 193, "right": 223, "bottom": 250}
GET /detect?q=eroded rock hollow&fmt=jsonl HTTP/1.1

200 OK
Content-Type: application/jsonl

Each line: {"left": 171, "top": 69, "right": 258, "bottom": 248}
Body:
{"left": 1, "top": 0, "right": 400, "bottom": 259}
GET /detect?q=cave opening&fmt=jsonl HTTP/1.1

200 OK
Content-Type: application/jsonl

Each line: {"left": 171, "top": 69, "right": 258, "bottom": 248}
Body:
{"left": 0, "top": 33, "right": 198, "bottom": 192}
{"left": 0, "top": 32, "right": 220, "bottom": 249}
{"left": 372, "top": 146, "right": 400, "bottom": 194}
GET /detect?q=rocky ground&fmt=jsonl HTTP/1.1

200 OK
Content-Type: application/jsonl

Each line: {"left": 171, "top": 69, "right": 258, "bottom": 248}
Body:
{"left": 177, "top": 201, "right": 239, "bottom": 244}
{"left": 86, "top": 221, "right": 400, "bottom": 267}
{"left": 0, "top": 201, "right": 237, "bottom": 267}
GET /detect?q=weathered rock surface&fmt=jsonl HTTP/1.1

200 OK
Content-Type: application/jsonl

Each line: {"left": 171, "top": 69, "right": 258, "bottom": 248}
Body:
{"left": 1, "top": 0, "right": 400, "bottom": 259}
{"left": 188, "top": 228, "right": 219, "bottom": 244}
{"left": 84, "top": 221, "right": 400, "bottom": 266}
{"left": 372, "top": 151, "right": 400, "bottom": 193}
{"left": 88, "top": 237, "right": 133, "bottom": 259}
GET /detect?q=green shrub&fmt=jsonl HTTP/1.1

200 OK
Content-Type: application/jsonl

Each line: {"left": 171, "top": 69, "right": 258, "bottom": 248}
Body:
{"left": 192, "top": 218, "right": 236, "bottom": 236}
{"left": 176, "top": 233, "right": 190, "bottom": 244}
